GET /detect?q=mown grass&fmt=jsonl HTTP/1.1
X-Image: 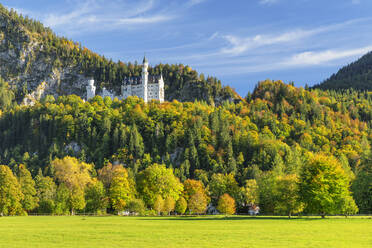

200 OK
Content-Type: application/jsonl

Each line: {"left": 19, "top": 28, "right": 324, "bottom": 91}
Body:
{"left": 0, "top": 215, "right": 371, "bottom": 248}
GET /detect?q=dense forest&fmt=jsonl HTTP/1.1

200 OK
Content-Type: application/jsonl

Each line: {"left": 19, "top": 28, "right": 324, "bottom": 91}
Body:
{"left": 316, "top": 51, "right": 372, "bottom": 90}
{"left": 0, "top": 78, "right": 371, "bottom": 215}
{"left": 0, "top": 4, "right": 239, "bottom": 103}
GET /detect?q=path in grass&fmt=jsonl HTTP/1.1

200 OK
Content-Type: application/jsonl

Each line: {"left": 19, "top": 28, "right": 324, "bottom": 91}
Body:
{"left": 0, "top": 216, "right": 371, "bottom": 248}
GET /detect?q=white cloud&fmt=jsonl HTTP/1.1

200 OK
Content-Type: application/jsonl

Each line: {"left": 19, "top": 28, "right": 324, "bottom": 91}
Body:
{"left": 221, "top": 29, "right": 316, "bottom": 55}
{"left": 117, "top": 15, "right": 172, "bottom": 25}
{"left": 259, "top": 0, "right": 279, "bottom": 5}
{"left": 219, "top": 18, "right": 371, "bottom": 56}
{"left": 210, "top": 45, "right": 372, "bottom": 75}
{"left": 9, "top": 0, "right": 208, "bottom": 35}
{"left": 285, "top": 46, "right": 372, "bottom": 66}
{"left": 351, "top": 0, "right": 360, "bottom": 4}
{"left": 187, "top": 0, "right": 207, "bottom": 7}
{"left": 44, "top": 0, "right": 169, "bottom": 29}
{"left": 10, "top": 0, "right": 174, "bottom": 35}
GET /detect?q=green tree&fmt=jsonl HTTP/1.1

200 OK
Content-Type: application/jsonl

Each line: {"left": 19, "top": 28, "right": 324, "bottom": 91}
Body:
{"left": 242, "top": 179, "right": 259, "bottom": 206}
{"left": 256, "top": 171, "right": 277, "bottom": 214}
{"left": 208, "top": 173, "right": 240, "bottom": 204}
{"left": 125, "top": 199, "right": 146, "bottom": 215}
{"left": 0, "top": 77, "right": 15, "bottom": 111}
{"left": 35, "top": 169, "right": 56, "bottom": 214}
{"left": 17, "top": 164, "right": 39, "bottom": 213}
{"left": 85, "top": 180, "right": 108, "bottom": 214}
{"left": 175, "top": 197, "right": 187, "bottom": 215}
{"left": 274, "top": 174, "right": 304, "bottom": 218}
{"left": 0, "top": 165, "right": 24, "bottom": 216}
{"left": 136, "top": 163, "right": 183, "bottom": 208}
{"left": 339, "top": 194, "right": 359, "bottom": 217}
{"left": 352, "top": 159, "right": 372, "bottom": 213}
{"left": 299, "top": 154, "right": 354, "bottom": 218}
{"left": 217, "top": 193, "right": 236, "bottom": 215}
{"left": 54, "top": 183, "right": 70, "bottom": 215}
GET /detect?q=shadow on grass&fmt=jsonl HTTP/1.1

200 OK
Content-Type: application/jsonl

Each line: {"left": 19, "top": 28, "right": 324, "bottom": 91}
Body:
{"left": 137, "top": 216, "right": 325, "bottom": 221}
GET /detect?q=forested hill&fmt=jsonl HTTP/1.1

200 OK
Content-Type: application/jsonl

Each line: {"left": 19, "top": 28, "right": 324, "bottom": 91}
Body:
{"left": 316, "top": 51, "right": 372, "bottom": 90}
{"left": 0, "top": 4, "right": 239, "bottom": 104}
{"left": 0, "top": 79, "right": 371, "bottom": 213}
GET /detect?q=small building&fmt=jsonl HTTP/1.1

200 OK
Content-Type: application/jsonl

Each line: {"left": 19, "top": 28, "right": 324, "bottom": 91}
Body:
{"left": 248, "top": 205, "right": 260, "bottom": 216}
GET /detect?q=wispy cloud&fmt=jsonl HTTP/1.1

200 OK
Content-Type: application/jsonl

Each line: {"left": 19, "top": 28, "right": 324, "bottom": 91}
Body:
{"left": 259, "top": 0, "right": 279, "bottom": 5}
{"left": 203, "top": 45, "right": 372, "bottom": 76}
{"left": 41, "top": 0, "right": 171, "bottom": 33}
{"left": 351, "top": 0, "right": 360, "bottom": 4}
{"left": 221, "top": 29, "right": 315, "bottom": 55}
{"left": 285, "top": 46, "right": 372, "bottom": 66}
{"left": 187, "top": 0, "right": 207, "bottom": 7}
{"left": 8, "top": 0, "right": 181, "bottom": 35}
{"left": 9, "top": 0, "right": 208, "bottom": 36}
{"left": 219, "top": 17, "right": 371, "bottom": 56}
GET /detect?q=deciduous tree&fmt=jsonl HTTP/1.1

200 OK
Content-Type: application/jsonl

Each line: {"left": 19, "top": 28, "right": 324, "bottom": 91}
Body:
{"left": 154, "top": 195, "right": 164, "bottom": 215}
{"left": 137, "top": 163, "right": 183, "bottom": 207}
{"left": 17, "top": 164, "right": 38, "bottom": 213}
{"left": 175, "top": 197, "right": 187, "bottom": 215}
{"left": 52, "top": 156, "right": 94, "bottom": 214}
{"left": 163, "top": 197, "right": 175, "bottom": 215}
{"left": 217, "top": 193, "right": 236, "bottom": 215}
{"left": 274, "top": 174, "right": 304, "bottom": 218}
{"left": 299, "top": 154, "right": 354, "bottom": 218}
{"left": 0, "top": 165, "right": 24, "bottom": 216}
{"left": 109, "top": 166, "right": 135, "bottom": 212}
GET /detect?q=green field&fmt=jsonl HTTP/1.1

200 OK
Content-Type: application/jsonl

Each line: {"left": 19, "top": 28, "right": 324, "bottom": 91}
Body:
{"left": 0, "top": 216, "right": 371, "bottom": 248}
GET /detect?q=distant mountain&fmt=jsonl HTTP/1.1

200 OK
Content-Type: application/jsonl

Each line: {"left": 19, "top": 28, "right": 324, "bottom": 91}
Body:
{"left": 0, "top": 4, "right": 241, "bottom": 104}
{"left": 315, "top": 51, "right": 372, "bottom": 90}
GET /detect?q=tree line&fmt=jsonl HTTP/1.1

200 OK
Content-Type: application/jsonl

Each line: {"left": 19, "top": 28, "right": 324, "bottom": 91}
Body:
{"left": 0, "top": 154, "right": 361, "bottom": 217}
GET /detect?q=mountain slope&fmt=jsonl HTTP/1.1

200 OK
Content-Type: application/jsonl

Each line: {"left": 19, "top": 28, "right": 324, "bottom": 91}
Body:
{"left": 316, "top": 51, "right": 372, "bottom": 90}
{"left": 0, "top": 4, "right": 240, "bottom": 104}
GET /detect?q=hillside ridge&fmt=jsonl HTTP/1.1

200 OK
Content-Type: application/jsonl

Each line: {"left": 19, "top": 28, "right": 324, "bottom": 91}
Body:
{"left": 316, "top": 51, "right": 372, "bottom": 90}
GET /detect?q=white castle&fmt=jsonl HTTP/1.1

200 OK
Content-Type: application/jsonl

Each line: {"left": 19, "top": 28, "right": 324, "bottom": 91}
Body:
{"left": 86, "top": 56, "right": 164, "bottom": 103}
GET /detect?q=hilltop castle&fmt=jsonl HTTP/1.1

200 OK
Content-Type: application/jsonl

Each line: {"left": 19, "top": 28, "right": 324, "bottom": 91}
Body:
{"left": 86, "top": 56, "right": 165, "bottom": 103}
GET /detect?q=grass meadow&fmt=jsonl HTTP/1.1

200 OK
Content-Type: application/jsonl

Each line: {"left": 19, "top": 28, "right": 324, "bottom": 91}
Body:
{"left": 0, "top": 215, "right": 371, "bottom": 248}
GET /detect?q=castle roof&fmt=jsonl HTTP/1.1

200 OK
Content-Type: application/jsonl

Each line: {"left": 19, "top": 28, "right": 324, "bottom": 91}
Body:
{"left": 143, "top": 56, "right": 148, "bottom": 64}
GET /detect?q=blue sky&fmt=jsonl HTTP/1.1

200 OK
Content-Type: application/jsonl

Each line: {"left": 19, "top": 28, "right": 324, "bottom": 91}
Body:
{"left": 2, "top": 0, "right": 372, "bottom": 95}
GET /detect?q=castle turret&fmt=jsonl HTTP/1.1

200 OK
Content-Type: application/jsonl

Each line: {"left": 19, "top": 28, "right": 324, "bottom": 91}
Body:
{"left": 158, "top": 74, "right": 165, "bottom": 103}
{"left": 142, "top": 56, "right": 149, "bottom": 103}
{"left": 86, "top": 78, "right": 96, "bottom": 100}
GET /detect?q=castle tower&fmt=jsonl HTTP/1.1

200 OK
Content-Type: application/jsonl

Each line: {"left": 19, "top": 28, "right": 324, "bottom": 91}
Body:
{"left": 158, "top": 74, "right": 165, "bottom": 103}
{"left": 86, "top": 78, "right": 96, "bottom": 100}
{"left": 142, "top": 56, "right": 149, "bottom": 103}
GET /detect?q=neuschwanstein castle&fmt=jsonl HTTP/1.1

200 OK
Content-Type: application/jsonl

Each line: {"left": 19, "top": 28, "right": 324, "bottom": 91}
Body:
{"left": 86, "top": 56, "right": 165, "bottom": 103}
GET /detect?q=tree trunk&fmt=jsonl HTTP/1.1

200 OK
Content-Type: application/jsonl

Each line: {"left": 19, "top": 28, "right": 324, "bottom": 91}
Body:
{"left": 321, "top": 214, "right": 325, "bottom": 218}
{"left": 288, "top": 212, "right": 291, "bottom": 219}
